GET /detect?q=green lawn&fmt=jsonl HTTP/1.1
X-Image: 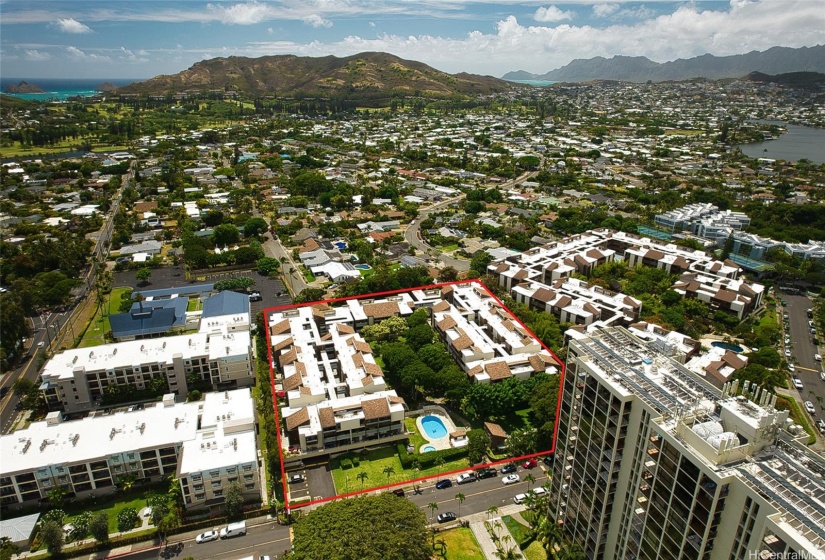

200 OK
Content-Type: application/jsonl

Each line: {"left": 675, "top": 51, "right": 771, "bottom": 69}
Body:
{"left": 522, "top": 540, "right": 547, "bottom": 560}
{"left": 433, "top": 527, "right": 486, "bottom": 560}
{"left": 65, "top": 494, "right": 147, "bottom": 534}
{"left": 405, "top": 417, "right": 428, "bottom": 450}
{"left": 330, "top": 444, "right": 471, "bottom": 494}
{"left": 78, "top": 287, "right": 131, "bottom": 348}
{"left": 502, "top": 515, "right": 533, "bottom": 548}
{"left": 187, "top": 297, "right": 200, "bottom": 312}
{"left": 440, "top": 244, "right": 460, "bottom": 252}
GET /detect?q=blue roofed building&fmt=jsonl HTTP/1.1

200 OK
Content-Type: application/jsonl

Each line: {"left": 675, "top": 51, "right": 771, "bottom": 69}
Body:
{"left": 199, "top": 290, "right": 251, "bottom": 336}
{"left": 109, "top": 298, "right": 189, "bottom": 341}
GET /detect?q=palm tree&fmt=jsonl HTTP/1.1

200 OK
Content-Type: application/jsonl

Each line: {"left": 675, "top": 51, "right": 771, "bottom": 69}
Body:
{"left": 435, "top": 537, "right": 447, "bottom": 557}
{"left": 533, "top": 515, "right": 563, "bottom": 559}
{"left": 382, "top": 465, "right": 395, "bottom": 485}
{"left": 487, "top": 505, "right": 499, "bottom": 521}
{"left": 525, "top": 473, "right": 536, "bottom": 492}
{"left": 427, "top": 502, "right": 439, "bottom": 524}
{"left": 455, "top": 492, "right": 465, "bottom": 518}
{"left": 356, "top": 471, "right": 368, "bottom": 490}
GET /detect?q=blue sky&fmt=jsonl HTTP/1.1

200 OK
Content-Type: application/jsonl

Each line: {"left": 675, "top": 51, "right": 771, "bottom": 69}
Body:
{"left": 1, "top": 0, "right": 823, "bottom": 80}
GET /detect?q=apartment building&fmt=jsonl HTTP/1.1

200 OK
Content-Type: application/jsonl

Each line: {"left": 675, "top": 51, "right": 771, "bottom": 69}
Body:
{"left": 39, "top": 331, "right": 253, "bottom": 413}
{"left": 550, "top": 327, "right": 824, "bottom": 560}
{"left": 655, "top": 203, "right": 751, "bottom": 243}
{"left": 732, "top": 232, "right": 825, "bottom": 263}
{"left": 486, "top": 229, "right": 764, "bottom": 322}
{"left": 1, "top": 389, "right": 259, "bottom": 511}
{"left": 270, "top": 283, "right": 559, "bottom": 455}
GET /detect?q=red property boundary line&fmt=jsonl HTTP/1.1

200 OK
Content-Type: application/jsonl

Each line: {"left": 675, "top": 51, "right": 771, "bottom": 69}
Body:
{"left": 263, "top": 279, "right": 566, "bottom": 511}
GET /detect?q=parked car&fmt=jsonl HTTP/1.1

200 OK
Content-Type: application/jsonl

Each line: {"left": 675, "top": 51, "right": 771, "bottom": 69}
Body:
{"left": 477, "top": 467, "right": 497, "bottom": 479}
{"left": 436, "top": 512, "right": 457, "bottom": 523}
{"left": 805, "top": 401, "right": 816, "bottom": 414}
{"left": 815, "top": 354, "right": 822, "bottom": 362}
{"left": 522, "top": 459, "right": 537, "bottom": 469}
{"left": 500, "top": 464, "right": 517, "bottom": 474}
{"left": 435, "top": 479, "right": 453, "bottom": 489}
{"left": 249, "top": 292, "right": 262, "bottom": 302}
{"left": 195, "top": 530, "right": 219, "bottom": 544}
{"left": 391, "top": 488, "right": 405, "bottom": 497}
{"left": 784, "top": 348, "right": 792, "bottom": 357}
{"left": 788, "top": 363, "right": 795, "bottom": 372}
{"left": 502, "top": 474, "right": 520, "bottom": 485}
{"left": 542, "top": 455, "right": 554, "bottom": 467}
{"left": 219, "top": 521, "right": 246, "bottom": 539}
{"left": 793, "top": 377, "right": 804, "bottom": 390}
{"left": 817, "top": 419, "right": 825, "bottom": 434}
{"left": 456, "top": 473, "right": 477, "bottom": 485}
{"left": 288, "top": 473, "right": 305, "bottom": 484}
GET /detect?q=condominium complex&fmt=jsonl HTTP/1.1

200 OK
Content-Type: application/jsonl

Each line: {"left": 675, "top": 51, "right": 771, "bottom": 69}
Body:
{"left": 269, "top": 282, "right": 559, "bottom": 457}
{"left": 550, "top": 327, "right": 824, "bottom": 560}
{"left": 1, "top": 389, "right": 260, "bottom": 511}
{"left": 655, "top": 203, "right": 751, "bottom": 243}
{"left": 39, "top": 331, "right": 253, "bottom": 413}
{"left": 486, "top": 229, "right": 764, "bottom": 323}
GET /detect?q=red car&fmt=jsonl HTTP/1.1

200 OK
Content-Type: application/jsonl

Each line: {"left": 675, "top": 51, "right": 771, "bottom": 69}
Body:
{"left": 522, "top": 459, "right": 537, "bottom": 469}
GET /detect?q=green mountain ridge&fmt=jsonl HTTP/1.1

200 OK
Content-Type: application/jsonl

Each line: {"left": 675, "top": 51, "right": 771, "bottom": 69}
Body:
{"left": 117, "top": 52, "right": 512, "bottom": 98}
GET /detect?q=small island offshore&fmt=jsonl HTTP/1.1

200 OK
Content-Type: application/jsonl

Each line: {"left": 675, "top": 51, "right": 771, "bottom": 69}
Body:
{"left": 4, "top": 81, "right": 45, "bottom": 94}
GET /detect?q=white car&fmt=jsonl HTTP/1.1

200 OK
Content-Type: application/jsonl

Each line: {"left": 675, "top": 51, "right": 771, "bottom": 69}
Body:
{"left": 793, "top": 378, "right": 804, "bottom": 390}
{"left": 502, "top": 474, "right": 520, "bottom": 485}
{"left": 815, "top": 354, "right": 822, "bottom": 362}
{"left": 787, "top": 363, "right": 795, "bottom": 372}
{"left": 195, "top": 530, "right": 219, "bottom": 544}
{"left": 784, "top": 348, "right": 792, "bottom": 357}
{"left": 805, "top": 401, "right": 816, "bottom": 414}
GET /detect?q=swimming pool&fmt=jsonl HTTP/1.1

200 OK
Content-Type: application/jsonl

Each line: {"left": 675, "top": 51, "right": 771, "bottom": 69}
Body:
{"left": 422, "top": 445, "right": 436, "bottom": 453}
{"left": 420, "top": 415, "right": 448, "bottom": 440}
{"left": 354, "top": 264, "right": 372, "bottom": 270}
{"left": 711, "top": 341, "right": 744, "bottom": 353}
{"left": 334, "top": 241, "right": 348, "bottom": 250}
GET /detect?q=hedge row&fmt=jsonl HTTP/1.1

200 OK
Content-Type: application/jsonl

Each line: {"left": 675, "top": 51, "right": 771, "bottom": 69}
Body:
{"left": 339, "top": 454, "right": 362, "bottom": 469}
{"left": 397, "top": 443, "right": 468, "bottom": 470}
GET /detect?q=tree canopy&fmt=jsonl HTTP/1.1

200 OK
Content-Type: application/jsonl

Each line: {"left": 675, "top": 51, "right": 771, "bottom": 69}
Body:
{"left": 287, "top": 494, "right": 430, "bottom": 560}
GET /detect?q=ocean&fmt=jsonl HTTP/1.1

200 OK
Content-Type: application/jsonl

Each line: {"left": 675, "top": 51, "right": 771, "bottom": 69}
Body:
{"left": 1, "top": 78, "right": 141, "bottom": 101}
{"left": 509, "top": 79, "right": 558, "bottom": 86}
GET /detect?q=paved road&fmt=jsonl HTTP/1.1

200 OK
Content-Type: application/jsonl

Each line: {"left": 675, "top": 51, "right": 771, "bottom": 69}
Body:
{"left": 262, "top": 233, "right": 308, "bottom": 297}
{"left": 782, "top": 292, "right": 824, "bottom": 428}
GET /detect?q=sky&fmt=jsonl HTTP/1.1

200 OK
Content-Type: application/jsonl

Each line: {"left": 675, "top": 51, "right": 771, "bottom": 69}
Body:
{"left": 1, "top": 0, "right": 823, "bottom": 81}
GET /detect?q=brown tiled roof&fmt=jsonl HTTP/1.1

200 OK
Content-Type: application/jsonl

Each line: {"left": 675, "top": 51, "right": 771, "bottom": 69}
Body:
{"left": 318, "top": 407, "right": 335, "bottom": 429}
{"left": 495, "top": 263, "right": 509, "bottom": 273}
{"left": 336, "top": 323, "right": 355, "bottom": 335}
{"left": 364, "top": 362, "right": 383, "bottom": 376}
{"left": 501, "top": 319, "right": 516, "bottom": 331}
{"left": 432, "top": 300, "right": 451, "bottom": 312}
{"left": 363, "top": 301, "right": 400, "bottom": 319}
{"left": 514, "top": 269, "right": 528, "bottom": 280}
{"left": 352, "top": 352, "right": 365, "bottom": 368}
{"left": 586, "top": 248, "right": 604, "bottom": 259}
{"left": 389, "top": 395, "right": 406, "bottom": 405}
{"left": 361, "top": 397, "right": 391, "bottom": 420}
{"left": 544, "top": 262, "right": 559, "bottom": 272}
{"left": 739, "top": 284, "right": 756, "bottom": 297}
{"left": 533, "top": 288, "right": 556, "bottom": 303}
{"left": 555, "top": 295, "right": 572, "bottom": 308}
{"left": 714, "top": 289, "right": 736, "bottom": 303}
{"left": 270, "top": 319, "right": 290, "bottom": 336}
{"left": 279, "top": 348, "right": 298, "bottom": 367}
{"left": 484, "top": 421, "right": 508, "bottom": 438}
{"left": 722, "top": 350, "right": 746, "bottom": 370}
{"left": 624, "top": 296, "right": 641, "bottom": 308}
{"left": 273, "top": 336, "right": 293, "bottom": 352}
{"left": 645, "top": 249, "right": 665, "bottom": 260}
{"left": 452, "top": 333, "right": 474, "bottom": 351}
{"left": 283, "top": 373, "right": 303, "bottom": 391}
{"left": 299, "top": 386, "right": 312, "bottom": 395}
{"left": 485, "top": 361, "right": 512, "bottom": 381}
{"left": 468, "top": 365, "right": 483, "bottom": 377}
{"left": 295, "top": 362, "right": 307, "bottom": 376}
{"left": 438, "top": 316, "right": 458, "bottom": 331}
{"left": 441, "top": 285, "right": 453, "bottom": 295}
{"left": 528, "top": 354, "right": 546, "bottom": 372}
{"left": 583, "top": 303, "right": 600, "bottom": 316}
{"left": 285, "top": 407, "right": 310, "bottom": 431}
{"left": 673, "top": 256, "right": 690, "bottom": 269}
{"left": 574, "top": 255, "right": 589, "bottom": 268}
{"left": 361, "top": 375, "right": 374, "bottom": 386}
{"left": 311, "top": 305, "right": 329, "bottom": 319}
{"left": 450, "top": 429, "right": 467, "bottom": 438}
{"left": 320, "top": 332, "right": 333, "bottom": 341}
{"left": 351, "top": 339, "right": 372, "bottom": 353}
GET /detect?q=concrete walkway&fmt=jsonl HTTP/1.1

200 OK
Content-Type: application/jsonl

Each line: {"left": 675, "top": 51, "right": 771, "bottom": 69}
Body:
{"left": 459, "top": 504, "right": 528, "bottom": 560}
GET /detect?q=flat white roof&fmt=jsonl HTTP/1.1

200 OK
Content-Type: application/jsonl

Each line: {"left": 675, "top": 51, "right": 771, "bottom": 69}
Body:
{"left": 178, "top": 427, "right": 257, "bottom": 474}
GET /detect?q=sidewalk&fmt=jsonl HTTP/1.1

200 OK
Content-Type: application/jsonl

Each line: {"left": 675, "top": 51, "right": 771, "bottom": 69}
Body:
{"left": 460, "top": 504, "right": 527, "bottom": 560}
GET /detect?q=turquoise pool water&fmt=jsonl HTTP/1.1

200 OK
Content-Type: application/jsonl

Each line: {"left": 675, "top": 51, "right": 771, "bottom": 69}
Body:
{"left": 712, "top": 341, "right": 744, "bottom": 353}
{"left": 422, "top": 445, "right": 436, "bottom": 452}
{"left": 355, "top": 264, "right": 372, "bottom": 270}
{"left": 421, "top": 415, "right": 448, "bottom": 439}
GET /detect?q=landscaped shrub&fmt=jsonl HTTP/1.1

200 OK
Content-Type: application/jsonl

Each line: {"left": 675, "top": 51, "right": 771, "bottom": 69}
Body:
{"left": 351, "top": 455, "right": 360, "bottom": 467}
{"left": 117, "top": 507, "right": 140, "bottom": 532}
{"left": 340, "top": 457, "right": 353, "bottom": 469}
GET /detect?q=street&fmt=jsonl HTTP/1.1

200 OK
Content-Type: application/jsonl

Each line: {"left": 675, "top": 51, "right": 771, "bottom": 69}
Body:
{"left": 782, "top": 292, "right": 824, "bottom": 434}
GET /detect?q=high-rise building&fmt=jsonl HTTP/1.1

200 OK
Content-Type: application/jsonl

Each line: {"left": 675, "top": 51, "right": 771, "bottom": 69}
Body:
{"left": 550, "top": 327, "right": 825, "bottom": 560}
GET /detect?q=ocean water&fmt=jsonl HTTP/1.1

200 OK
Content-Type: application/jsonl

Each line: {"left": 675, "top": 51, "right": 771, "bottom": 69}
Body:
{"left": 1, "top": 78, "right": 140, "bottom": 101}
{"left": 509, "top": 79, "right": 558, "bottom": 86}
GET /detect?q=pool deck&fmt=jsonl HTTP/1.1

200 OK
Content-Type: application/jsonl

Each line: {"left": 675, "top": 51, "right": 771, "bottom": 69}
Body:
{"left": 416, "top": 413, "right": 457, "bottom": 452}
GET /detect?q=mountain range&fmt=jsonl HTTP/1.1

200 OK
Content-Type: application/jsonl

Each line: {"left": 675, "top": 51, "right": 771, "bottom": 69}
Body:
{"left": 118, "top": 52, "right": 509, "bottom": 97}
{"left": 503, "top": 45, "right": 825, "bottom": 83}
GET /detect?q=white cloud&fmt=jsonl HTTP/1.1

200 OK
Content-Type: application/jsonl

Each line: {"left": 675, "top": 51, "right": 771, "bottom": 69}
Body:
{"left": 54, "top": 18, "right": 92, "bottom": 34}
{"left": 369, "top": 21, "right": 376, "bottom": 28}
{"left": 534, "top": 6, "right": 575, "bottom": 22}
{"left": 593, "top": 4, "right": 619, "bottom": 18}
{"left": 66, "top": 46, "right": 112, "bottom": 62}
{"left": 303, "top": 14, "right": 333, "bottom": 28}
{"left": 25, "top": 49, "right": 51, "bottom": 61}
{"left": 207, "top": 1, "right": 275, "bottom": 25}
{"left": 267, "top": 27, "right": 274, "bottom": 35}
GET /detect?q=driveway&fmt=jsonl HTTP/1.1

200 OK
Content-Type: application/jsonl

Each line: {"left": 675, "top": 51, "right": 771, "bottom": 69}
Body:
{"left": 306, "top": 463, "right": 337, "bottom": 501}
